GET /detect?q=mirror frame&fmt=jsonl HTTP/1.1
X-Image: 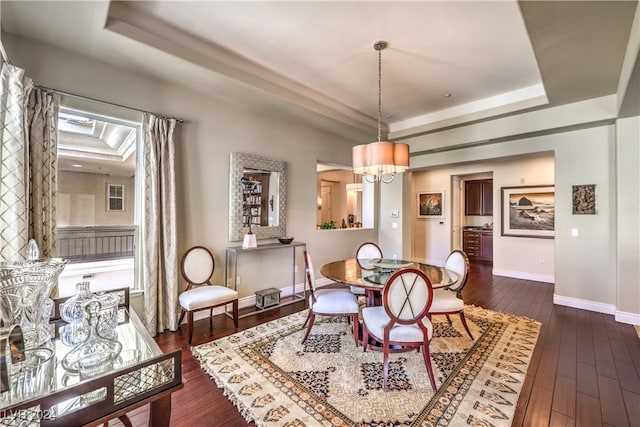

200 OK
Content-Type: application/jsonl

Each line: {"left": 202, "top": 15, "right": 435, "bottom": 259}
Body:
{"left": 229, "top": 152, "right": 287, "bottom": 241}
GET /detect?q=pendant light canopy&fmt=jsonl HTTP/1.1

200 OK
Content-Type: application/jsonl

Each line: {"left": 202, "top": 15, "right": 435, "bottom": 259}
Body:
{"left": 352, "top": 41, "right": 409, "bottom": 184}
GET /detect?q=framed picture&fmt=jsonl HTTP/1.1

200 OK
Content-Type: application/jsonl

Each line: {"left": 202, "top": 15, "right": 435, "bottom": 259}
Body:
{"left": 417, "top": 190, "right": 444, "bottom": 218}
{"left": 572, "top": 184, "right": 596, "bottom": 214}
{"left": 501, "top": 185, "right": 554, "bottom": 238}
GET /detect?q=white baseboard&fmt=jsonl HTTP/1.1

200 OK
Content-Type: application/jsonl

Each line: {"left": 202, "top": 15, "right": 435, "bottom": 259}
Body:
{"left": 615, "top": 310, "right": 640, "bottom": 326}
{"left": 492, "top": 268, "right": 554, "bottom": 283}
{"left": 553, "top": 294, "right": 615, "bottom": 315}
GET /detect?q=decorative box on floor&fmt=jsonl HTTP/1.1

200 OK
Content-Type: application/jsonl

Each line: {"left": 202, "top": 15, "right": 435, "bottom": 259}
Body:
{"left": 255, "top": 287, "right": 281, "bottom": 309}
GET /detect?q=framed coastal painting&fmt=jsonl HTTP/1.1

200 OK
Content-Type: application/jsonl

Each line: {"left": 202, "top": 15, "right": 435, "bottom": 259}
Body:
{"left": 417, "top": 190, "right": 444, "bottom": 218}
{"left": 501, "top": 185, "right": 554, "bottom": 238}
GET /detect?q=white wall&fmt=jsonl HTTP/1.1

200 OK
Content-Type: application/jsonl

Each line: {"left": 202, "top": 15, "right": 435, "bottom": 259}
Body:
{"left": 378, "top": 176, "right": 404, "bottom": 259}
{"left": 616, "top": 116, "right": 640, "bottom": 324}
{"left": 58, "top": 171, "right": 135, "bottom": 226}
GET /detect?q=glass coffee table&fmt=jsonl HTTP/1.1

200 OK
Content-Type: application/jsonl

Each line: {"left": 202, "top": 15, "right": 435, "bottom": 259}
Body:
{"left": 0, "top": 289, "right": 183, "bottom": 426}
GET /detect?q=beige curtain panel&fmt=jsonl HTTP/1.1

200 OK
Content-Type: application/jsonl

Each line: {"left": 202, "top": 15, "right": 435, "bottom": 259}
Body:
{"left": 141, "top": 112, "right": 179, "bottom": 336}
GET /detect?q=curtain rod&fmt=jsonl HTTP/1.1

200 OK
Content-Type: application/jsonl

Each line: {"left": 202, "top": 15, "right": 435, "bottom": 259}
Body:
{"left": 36, "top": 85, "right": 185, "bottom": 123}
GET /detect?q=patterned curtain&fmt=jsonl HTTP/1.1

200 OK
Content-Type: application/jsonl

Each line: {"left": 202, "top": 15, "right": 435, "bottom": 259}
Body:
{"left": 141, "top": 113, "right": 178, "bottom": 336}
{"left": 26, "top": 88, "right": 59, "bottom": 259}
{"left": 0, "top": 62, "right": 33, "bottom": 260}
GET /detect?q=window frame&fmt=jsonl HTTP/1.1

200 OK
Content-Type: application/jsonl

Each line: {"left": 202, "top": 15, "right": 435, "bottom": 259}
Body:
{"left": 106, "top": 183, "right": 125, "bottom": 212}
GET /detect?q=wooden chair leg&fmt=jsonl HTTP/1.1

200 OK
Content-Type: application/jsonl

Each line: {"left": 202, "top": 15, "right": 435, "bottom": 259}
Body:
{"left": 187, "top": 311, "right": 194, "bottom": 345}
{"left": 382, "top": 346, "right": 390, "bottom": 391}
{"left": 232, "top": 300, "right": 239, "bottom": 329}
{"left": 351, "top": 313, "right": 359, "bottom": 346}
{"left": 302, "top": 310, "right": 311, "bottom": 328}
{"left": 178, "top": 309, "right": 186, "bottom": 326}
{"left": 362, "top": 324, "right": 369, "bottom": 351}
{"left": 422, "top": 341, "right": 438, "bottom": 392}
{"left": 301, "top": 312, "right": 316, "bottom": 344}
{"left": 459, "top": 311, "right": 474, "bottom": 340}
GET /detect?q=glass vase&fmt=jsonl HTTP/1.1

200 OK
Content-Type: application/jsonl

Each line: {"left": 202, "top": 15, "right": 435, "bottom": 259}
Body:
{"left": 0, "top": 257, "right": 68, "bottom": 348}
{"left": 62, "top": 300, "right": 122, "bottom": 375}
{"left": 60, "top": 282, "right": 94, "bottom": 324}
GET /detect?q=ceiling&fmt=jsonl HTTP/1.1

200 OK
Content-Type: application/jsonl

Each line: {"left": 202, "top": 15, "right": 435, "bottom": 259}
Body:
{"left": 57, "top": 111, "right": 137, "bottom": 177}
{"left": 1, "top": 1, "right": 637, "bottom": 153}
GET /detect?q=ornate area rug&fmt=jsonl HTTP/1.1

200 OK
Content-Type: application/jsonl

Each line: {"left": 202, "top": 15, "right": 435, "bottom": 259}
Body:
{"left": 193, "top": 306, "right": 541, "bottom": 426}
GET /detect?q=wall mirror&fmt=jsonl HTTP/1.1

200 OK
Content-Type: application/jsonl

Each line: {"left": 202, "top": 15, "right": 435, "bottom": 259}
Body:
{"left": 316, "top": 161, "right": 374, "bottom": 230}
{"left": 229, "top": 153, "right": 287, "bottom": 241}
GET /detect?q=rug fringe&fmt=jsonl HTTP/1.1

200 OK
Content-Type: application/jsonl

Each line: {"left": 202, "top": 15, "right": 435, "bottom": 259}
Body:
{"left": 464, "top": 304, "right": 542, "bottom": 325}
{"left": 192, "top": 347, "right": 263, "bottom": 426}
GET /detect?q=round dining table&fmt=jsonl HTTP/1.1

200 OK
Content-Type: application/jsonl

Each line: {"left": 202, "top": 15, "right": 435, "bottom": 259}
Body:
{"left": 320, "top": 258, "right": 455, "bottom": 307}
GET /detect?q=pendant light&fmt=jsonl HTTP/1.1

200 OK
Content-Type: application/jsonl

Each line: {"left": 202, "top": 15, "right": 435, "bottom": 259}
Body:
{"left": 352, "top": 41, "right": 409, "bottom": 184}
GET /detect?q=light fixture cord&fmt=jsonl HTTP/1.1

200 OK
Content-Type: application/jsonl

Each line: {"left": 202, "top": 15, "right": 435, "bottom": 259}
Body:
{"left": 377, "top": 45, "right": 382, "bottom": 143}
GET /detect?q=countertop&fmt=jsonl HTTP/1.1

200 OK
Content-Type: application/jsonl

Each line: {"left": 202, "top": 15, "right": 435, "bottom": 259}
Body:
{"left": 463, "top": 226, "right": 493, "bottom": 232}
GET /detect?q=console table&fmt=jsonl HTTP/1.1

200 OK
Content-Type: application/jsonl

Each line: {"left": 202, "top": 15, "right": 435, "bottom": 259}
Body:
{"left": 224, "top": 241, "right": 307, "bottom": 318}
{"left": 0, "top": 289, "right": 183, "bottom": 426}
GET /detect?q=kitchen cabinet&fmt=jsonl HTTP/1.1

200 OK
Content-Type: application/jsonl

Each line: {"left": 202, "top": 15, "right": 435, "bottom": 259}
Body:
{"left": 465, "top": 179, "right": 493, "bottom": 216}
{"left": 480, "top": 231, "right": 493, "bottom": 260}
{"left": 463, "top": 229, "right": 493, "bottom": 262}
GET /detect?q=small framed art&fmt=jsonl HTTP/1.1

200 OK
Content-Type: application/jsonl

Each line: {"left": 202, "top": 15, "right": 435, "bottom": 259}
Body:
{"left": 417, "top": 190, "right": 444, "bottom": 218}
{"left": 572, "top": 184, "right": 596, "bottom": 214}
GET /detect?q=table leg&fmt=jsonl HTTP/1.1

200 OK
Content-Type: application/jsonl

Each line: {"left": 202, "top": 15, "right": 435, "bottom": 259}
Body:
{"left": 149, "top": 395, "right": 172, "bottom": 427}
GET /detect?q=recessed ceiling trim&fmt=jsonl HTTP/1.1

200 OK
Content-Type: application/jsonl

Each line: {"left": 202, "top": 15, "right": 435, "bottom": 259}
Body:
{"left": 389, "top": 84, "right": 548, "bottom": 137}
{"left": 105, "top": 1, "right": 379, "bottom": 136}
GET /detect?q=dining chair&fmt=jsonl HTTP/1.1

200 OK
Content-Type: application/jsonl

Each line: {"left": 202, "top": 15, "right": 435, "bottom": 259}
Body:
{"left": 361, "top": 268, "right": 437, "bottom": 392}
{"left": 428, "top": 249, "right": 473, "bottom": 340}
{"left": 301, "top": 251, "right": 360, "bottom": 346}
{"left": 178, "top": 246, "right": 239, "bottom": 344}
{"left": 351, "top": 241, "right": 384, "bottom": 296}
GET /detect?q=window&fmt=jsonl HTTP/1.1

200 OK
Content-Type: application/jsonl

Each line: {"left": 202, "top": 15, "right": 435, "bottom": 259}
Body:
{"left": 107, "top": 184, "right": 125, "bottom": 211}
{"left": 56, "top": 108, "right": 141, "bottom": 297}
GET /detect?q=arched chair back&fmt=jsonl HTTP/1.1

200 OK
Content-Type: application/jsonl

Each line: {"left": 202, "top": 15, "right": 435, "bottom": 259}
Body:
{"left": 178, "top": 246, "right": 238, "bottom": 344}
{"left": 444, "top": 249, "right": 469, "bottom": 294}
{"left": 428, "top": 249, "right": 473, "bottom": 340}
{"left": 361, "top": 268, "right": 437, "bottom": 391}
{"left": 383, "top": 269, "right": 433, "bottom": 324}
{"left": 182, "top": 246, "right": 215, "bottom": 288}
{"left": 356, "top": 241, "right": 383, "bottom": 261}
{"left": 352, "top": 242, "right": 383, "bottom": 296}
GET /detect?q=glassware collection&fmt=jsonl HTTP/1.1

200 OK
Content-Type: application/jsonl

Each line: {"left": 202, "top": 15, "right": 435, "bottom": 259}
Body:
{"left": 0, "top": 239, "right": 122, "bottom": 406}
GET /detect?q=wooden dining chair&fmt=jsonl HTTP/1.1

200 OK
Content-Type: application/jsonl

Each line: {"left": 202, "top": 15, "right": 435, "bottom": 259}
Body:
{"left": 178, "top": 246, "right": 239, "bottom": 344}
{"left": 351, "top": 241, "right": 384, "bottom": 296}
{"left": 428, "top": 249, "right": 473, "bottom": 340}
{"left": 301, "top": 251, "right": 360, "bottom": 346}
{"left": 361, "top": 268, "right": 437, "bottom": 391}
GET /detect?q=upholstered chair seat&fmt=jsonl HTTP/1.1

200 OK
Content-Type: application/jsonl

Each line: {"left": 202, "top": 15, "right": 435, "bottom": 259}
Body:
{"left": 428, "top": 289, "right": 464, "bottom": 312}
{"left": 179, "top": 286, "right": 238, "bottom": 311}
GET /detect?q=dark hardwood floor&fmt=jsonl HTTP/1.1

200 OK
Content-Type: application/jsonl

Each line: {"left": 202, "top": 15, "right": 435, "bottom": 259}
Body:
{"left": 121, "top": 261, "right": 640, "bottom": 426}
